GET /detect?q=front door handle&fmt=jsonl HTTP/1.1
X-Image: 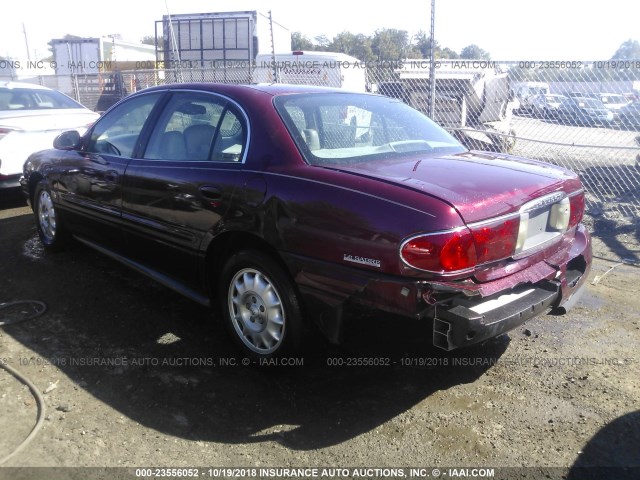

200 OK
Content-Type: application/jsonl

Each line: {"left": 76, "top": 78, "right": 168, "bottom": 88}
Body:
{"left": 89, "top": 154, "right": 109, "bottom": 165}
{"left": 105, "top": 170, "right": 119, "bottom": 183}
{"left": 199, "top": 186, "right": 222, "bottom": 200}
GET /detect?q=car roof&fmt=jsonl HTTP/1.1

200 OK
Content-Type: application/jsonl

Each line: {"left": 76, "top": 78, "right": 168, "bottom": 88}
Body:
{"left": 139, "top": 82, "right": 369, "bottom": 97}
{"left": 0, "top": 81, "right": 52, "bottom": 91}
{"left": 570, "top": 96, "right": 600, "bottom": 102}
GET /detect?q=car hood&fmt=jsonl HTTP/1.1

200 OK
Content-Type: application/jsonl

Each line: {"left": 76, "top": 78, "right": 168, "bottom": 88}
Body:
{"left": 0, "top": 109, "right": 99, "bottom": 130}
{"left": 325, "top": 151, "right": 581, "bottom": 223}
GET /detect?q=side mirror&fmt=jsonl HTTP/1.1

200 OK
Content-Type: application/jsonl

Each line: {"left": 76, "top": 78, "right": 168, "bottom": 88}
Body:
{"left": 53, "top": 131, "right": 81, "bottom": 150}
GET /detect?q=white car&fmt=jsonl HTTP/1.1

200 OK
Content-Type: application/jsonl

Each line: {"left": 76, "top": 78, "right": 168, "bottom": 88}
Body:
{"left": 597, "top": 93, "right": 631, "bottom": 121}
{"left": 0, "top": 82, "right": 99, "bottom": 189}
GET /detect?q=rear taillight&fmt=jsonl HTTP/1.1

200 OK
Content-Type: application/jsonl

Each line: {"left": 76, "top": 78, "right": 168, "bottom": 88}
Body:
{"left": 401, "top": 218, "right": 520, "bottom": 274}
{"left": 469, "top": 217, "right": 520, "bottom": 264}
{"left": 401, "top": 228, "right": 477, "bottom": 274}
{"left": 568, "top": 191, "right": 585, "bottom": 228}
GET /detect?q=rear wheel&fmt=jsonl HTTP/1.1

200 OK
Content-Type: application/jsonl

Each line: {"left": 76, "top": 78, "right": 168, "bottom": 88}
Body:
{"left": 219, "top": 250, "right": 304, "bottom": 358}
{"left": 34, "top": 184, "right": 68, "bottom": 250}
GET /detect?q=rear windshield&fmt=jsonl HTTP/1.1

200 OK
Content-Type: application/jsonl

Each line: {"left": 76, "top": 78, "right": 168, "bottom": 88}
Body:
{"left": 274, "top": 93, "right": 465, "bottom": 166}
{"left": 0, "top": 88, "right": 84, "bottom": 111}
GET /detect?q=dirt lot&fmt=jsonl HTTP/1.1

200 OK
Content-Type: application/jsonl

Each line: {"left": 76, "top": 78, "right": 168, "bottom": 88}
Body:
{"left": 0, "top": 192, "right": 639, "bottom": 480}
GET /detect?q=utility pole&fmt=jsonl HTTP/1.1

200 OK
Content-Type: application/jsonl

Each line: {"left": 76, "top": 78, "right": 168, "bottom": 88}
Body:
{"left": 428, "top": 0, "right": 436, "bottom": 118}
{"left": 23, "top": 23, "right": 31, "bottom": 63}
{"left": 269, "top": 10, "right": 279, "bottom": 83}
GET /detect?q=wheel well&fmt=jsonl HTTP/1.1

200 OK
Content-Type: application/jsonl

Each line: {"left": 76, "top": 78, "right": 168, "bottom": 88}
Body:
{"left": 27, "top": 173, "right": 44, "bottom": 207}
{"left": 204, "top": 231, "right": 292, "bottom": 299}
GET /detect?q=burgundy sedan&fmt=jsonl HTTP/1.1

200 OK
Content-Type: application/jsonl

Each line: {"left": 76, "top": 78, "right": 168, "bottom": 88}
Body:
{"left": 21, "top": 83, "right": 591, "bottom": 358}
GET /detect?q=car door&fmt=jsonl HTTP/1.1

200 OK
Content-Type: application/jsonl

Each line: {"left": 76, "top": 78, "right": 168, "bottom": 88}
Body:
{"left": 121, "top": 91, "right": 248, "bottom": 288}
{"left": 57, "top": 92, "right": 164, "bottom": 247}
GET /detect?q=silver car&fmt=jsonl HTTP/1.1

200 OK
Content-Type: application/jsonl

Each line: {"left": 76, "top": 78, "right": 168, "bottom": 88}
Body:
{"left": 0, "top": 82, "right": 99, "bottom": 189}
{"left": 531, "top": 94, "right": 566, "bottom": 119}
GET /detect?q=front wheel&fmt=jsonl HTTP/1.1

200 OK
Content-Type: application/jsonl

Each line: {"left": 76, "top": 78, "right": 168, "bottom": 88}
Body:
{"left": 34, "top": 184, "right": 68, "bottom": 250}
{"left": 219, "top": 250, "right": 304, "bottom": 358}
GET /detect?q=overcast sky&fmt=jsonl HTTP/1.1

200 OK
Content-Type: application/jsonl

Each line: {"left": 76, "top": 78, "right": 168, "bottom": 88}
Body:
{"left": 2, "top": 0, "right": 638, "bottom": 61}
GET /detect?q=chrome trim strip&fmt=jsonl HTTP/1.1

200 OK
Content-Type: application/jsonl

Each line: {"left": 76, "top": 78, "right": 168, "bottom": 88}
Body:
{"left": 519, "top": 191, "right": 567, "bottom": 213}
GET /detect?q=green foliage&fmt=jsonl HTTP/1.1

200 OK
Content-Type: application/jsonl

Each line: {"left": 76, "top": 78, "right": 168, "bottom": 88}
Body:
{"left": 291, "top": 32, "right": 314, "bottom": 51}
{"left": 611, "top": 40, "right": 640, "bottom": 60}
{"left": 372, "top": 29, "right": 411, "bottom": 61}
{"left": 290, "top": 29, "right": 473, "bottom": 61}
{"left": 140, "top": 35, "right": 161, "bottom": 47}
{"left": 330, "top": 32, "right": 375, "bottom": 62}
{"left": 460, "top": 44, "right": 491, "bottom": 60}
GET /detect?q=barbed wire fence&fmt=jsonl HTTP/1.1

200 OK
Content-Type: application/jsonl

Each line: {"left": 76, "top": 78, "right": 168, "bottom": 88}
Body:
{"left": 16, "top": 59, "right": 640, "bottom": 263}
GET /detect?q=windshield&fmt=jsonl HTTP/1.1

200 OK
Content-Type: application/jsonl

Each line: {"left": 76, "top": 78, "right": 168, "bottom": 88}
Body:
{"left": 0, "top": 88, "right": 84, "bottom": 111}
{"left": 274, "top": 93, "right": 465, "bottom": 166}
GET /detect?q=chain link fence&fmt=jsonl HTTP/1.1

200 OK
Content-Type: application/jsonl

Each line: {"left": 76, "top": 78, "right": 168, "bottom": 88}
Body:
{"left": 17, "top": 59, "right": 640, "bottom": 262}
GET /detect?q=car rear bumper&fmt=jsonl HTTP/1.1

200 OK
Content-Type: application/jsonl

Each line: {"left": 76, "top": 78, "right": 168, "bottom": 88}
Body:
{"left": 0, "top": 173, "right": 21, "bottom": 190}
{"left": 432, "top": 268, "right": 586, "bottom": 350}
{"left": 286, "top": 224, "right": 591, "bottom": 349}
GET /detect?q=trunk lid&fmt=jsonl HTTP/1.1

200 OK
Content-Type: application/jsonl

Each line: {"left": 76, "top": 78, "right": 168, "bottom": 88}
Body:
{"left": 328, "top": 151, "right": 582, "bottom": 223}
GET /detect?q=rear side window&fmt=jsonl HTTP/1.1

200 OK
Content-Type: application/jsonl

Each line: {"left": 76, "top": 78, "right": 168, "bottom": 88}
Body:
{"left": 143, "top": 92, "right": 247, "bottom": 163}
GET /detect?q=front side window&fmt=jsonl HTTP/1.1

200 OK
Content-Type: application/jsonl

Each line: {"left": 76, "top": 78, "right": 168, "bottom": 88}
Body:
{"left": 86, "top": 93, "right": 162, "bottom": 158}
{"left": 275, "top": 93, "right": 464, "bottom": 166}
{"left": 143, "top": 92, "right": 247, "bottom": 162}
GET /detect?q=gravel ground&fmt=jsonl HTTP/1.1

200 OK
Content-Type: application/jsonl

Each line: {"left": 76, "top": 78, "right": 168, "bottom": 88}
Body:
{"left": 0, "top": 193, "right": 639, "bottom": 480}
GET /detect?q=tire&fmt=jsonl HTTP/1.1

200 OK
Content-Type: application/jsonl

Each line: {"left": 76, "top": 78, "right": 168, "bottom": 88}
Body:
{"left": 34, "top": 183, "right": 68, "bottom": 250}
{"left": 219, "top": 249, "right": 304, "bottom": 358}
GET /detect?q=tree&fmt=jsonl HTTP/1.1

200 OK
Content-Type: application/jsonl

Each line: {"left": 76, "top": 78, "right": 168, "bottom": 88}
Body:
{"left": 439, "top": 47, "right": 459, "bottom": 59}
{"left": 330, "top": 31, "right": 374, "bottom": 62}
{"left": 611, "top": 39, "right": 640, "bottom": 60}
{"left": 314, "top": 34, "right": 331, "bottom": 49}
{"left": 372, "top": 29, "right": 410, "bottom": 61}
{"left": 141, "top": 35, "right": 162, "bottom": 49}
{"left": 413, "top": 31, "right": 433, "bottom": 58}
{"left": 412, "top": 31, "right": 459, "bottom": 59}
{"left": 460, "top": 44, "right": 491, "bottom": 60}
{"left": 291, "top": 32, "right": 314, "bottom": 51}
{"left": 140, "top": 35, "right": 156, "bottom": 45}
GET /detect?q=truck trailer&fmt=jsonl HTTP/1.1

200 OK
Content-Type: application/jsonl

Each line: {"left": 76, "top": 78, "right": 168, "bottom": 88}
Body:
{"left": 391, "top": 60, "right": 518, "bottom": 153}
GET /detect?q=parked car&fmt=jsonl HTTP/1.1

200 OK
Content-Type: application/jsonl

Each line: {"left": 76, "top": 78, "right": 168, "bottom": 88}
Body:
{"left": 617, "top": 101, "right": 640, "bottom": 129}
{"left": 565, "top": 91, "right": 598, "bottom": 99}
{"left": 555, "top": 97, "right": 614, "bottom": 126}
{"left": 21, "top": 84, "right": 592, "bottom": 358}
{"left": 0, "top": 81, "right": 99, "bottom": 189}
{"left": 597, "top": 93, "right": 631, "bottom": 122}
{"left": 530, "top": 94, "right": 566, "bottom": 119}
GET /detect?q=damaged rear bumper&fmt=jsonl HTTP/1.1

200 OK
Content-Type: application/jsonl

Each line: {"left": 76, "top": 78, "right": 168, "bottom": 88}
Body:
{"left": 285, "top": 224, "right": 591, "bottom": 350}
{"left": 433, "top": 269, "right": 586, "bottom": 350}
